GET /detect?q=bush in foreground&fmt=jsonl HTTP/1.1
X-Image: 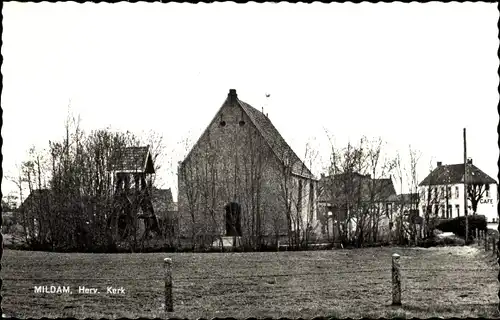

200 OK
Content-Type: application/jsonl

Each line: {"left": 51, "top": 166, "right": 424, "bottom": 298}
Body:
{"left": 434, "top": 215, "right": 487, "bottom": 239}
{"left": 419, "top": 235, "right": 466, "bottom": 248}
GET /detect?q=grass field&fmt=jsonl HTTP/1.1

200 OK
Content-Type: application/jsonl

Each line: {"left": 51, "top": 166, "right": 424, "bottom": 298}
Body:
{"left": 1, "top": 245, "right": 499, "bottom": 318}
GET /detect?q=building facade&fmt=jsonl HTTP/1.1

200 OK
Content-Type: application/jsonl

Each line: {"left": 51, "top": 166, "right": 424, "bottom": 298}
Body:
{"left": 418, "top": 160, "right": 498, "bottom": 222}
{"left": 317, "top": 173, "right": 398, "bottom": 241}
{"left": 177, "top": 89, "right": 318, "bottom": 247}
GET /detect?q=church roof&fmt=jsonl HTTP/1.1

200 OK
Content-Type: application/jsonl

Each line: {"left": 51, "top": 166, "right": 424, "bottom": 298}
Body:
{"left": 183, "top": 89, "right": 315, "bottom": 179}
{"left": 238, "top": 100, "right": 314, "bottom": 179}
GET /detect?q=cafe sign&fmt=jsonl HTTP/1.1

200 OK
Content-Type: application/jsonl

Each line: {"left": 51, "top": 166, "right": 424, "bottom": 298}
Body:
{"left": 480, "top": 198, "right": 493, "bottom": 204}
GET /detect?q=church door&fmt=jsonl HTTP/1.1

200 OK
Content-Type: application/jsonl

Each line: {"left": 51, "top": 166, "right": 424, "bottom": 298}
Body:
{"left": 225, "top": 202, "right": 242, "bottom": 237}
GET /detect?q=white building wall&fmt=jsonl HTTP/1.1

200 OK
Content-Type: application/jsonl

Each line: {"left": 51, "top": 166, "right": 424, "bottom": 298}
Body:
{"left": 418, "top": 183, "right": 498, "bottom": 222}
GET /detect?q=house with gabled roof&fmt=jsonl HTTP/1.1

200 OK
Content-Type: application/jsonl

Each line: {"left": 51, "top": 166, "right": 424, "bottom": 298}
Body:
{"left": 177, "top": 89, "right": 318, "bottom": 248}
{"left": 317, "top": 172, "right": 398, "bottom": 241}
{"left": 151, "top": 187, "right": 178, "bottom": 242}
{"left": 418, "top": 159, "right": 498, "bottom": 223}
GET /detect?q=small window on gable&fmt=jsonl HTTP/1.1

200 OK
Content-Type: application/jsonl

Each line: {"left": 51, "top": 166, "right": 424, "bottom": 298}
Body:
{"left": 219, "top": 114, "right": 226, "bottom": 127}
{"left": 239, "top": 110, "right": 245, "bottom": 126}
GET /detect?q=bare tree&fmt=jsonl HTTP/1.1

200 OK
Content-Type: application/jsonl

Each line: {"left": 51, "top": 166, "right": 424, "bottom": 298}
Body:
{"left": 6, "top": 165, "right": 29, "bottom": 243}
{"left": 275, "top": 140, "right": 319, "bottom": 250}
{"left": 393, "top": 152, "right": 409, "bottom": 244}
{"left": 321, "top": 133, "right": 401, "bottom": 247}
{"left": 405, "top": 146, "right": 422, "bottom": 244}
{"left": 323, "top": 135, "right": 369, "bottom": 247}
{"left": 301, "top": 140, "right": 321, "bottom": 248}
{"left": 392, "top": 146, "right": 423, "bottom": 245}
{"left": 239, "top": 128, "right": 267, "bottom": 250}
{"left": 421, "top": 160, "right": 440, "bottom": 238}
{"left": 466, "top": 162, "right": 488, "bottom": 216}
{"left": 177, "top": 136, "right": 203, "bottom": 250}
{"left": 364, "top": 137, "right": 396, "bottom": 245}
{"left": 14, "top": 109, "right": 166, "bottom": 252}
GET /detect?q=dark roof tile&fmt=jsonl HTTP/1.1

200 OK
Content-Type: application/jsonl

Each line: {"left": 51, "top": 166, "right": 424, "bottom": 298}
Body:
{"left": 111, "top": 146, "right": 155, "bottom": 173}
{"left": 239, "top": 100, "right": 314, "bottom": 179}
{"left": 152, "top": 188, "right": 175, "bottom": 219}
{"left": 397, "top": 193, "right": 420, "bottom": 203}
{"left": 419, "top": 163, "right": 496, "bottom": 186}
{"left": 182, "top": 91, "right": 315, "bottom": 179}
{"left": 318, "top": 174, "right": 397, "bottom": 203}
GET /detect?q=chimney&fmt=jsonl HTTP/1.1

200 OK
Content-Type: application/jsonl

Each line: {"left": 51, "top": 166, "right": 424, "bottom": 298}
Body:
{"left": 320, "top": 173, "right": 325, "bottom": 179}
{"left": 467, "top": 158, "right": 473, "bottom": 165}
{"left": 437, "top": 161, "right": 442, "bottom": 167}
{"left": 228, "top": 89, "right": 237, "bottom": 103}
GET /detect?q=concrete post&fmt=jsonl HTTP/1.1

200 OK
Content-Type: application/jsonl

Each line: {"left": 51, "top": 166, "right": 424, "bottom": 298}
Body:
{"left": 164, "top": 258, "right": 173, "bottom": 312}
{"left": 392, "top": 253, "right": 401, "bottom": 306}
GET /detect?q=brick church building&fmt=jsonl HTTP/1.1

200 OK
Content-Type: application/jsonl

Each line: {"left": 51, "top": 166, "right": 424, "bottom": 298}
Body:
{"left": 177, "top": 89, "right": 318, "bottom": 248}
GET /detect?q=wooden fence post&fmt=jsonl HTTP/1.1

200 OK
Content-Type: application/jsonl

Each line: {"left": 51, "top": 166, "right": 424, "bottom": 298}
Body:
{"left": 164, "top": 258, "right": 173, "bottom": 312}
{"left": 392, "top": 253, "right": 401, "bottom": 306}
{"left": 485, "top": 233, "right": 489, "bottom": 251}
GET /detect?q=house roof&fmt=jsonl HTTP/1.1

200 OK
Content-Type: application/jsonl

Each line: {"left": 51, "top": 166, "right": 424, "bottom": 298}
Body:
{"left": 151, "top": 188, "right": 177, "bottom": 219}
{"left": 110, "top": 146, "right": 155, "bottom": 174}
{"left": 19, "top": 189, "right": 51, "bottom": 210}
{"left": 152, "top": 188, "right": 172, "bottom": 210}
{"left": 397, "top": 193, "right": 420, "bottom": 203}
{"left": 169, "top": 202, "right": 178, "bottom": 212}
{"left": 318, "top": 174, "right": 397, "bottom": 204}
{"left": 418, "top": 163, "right": 497, "bottom": 186}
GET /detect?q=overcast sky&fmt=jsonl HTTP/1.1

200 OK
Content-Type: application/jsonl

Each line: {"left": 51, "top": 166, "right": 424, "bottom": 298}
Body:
{"left": 2, "top": 2, "right": 498, "bottom": 202}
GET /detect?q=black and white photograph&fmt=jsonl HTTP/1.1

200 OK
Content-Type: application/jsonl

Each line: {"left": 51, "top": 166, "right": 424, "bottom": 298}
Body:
{"left": 1, "top": 2, "right": 499, "bottom": 318}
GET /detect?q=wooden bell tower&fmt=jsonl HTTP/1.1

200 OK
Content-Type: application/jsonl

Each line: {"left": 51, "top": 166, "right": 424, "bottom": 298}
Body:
{"left": 108, "top": 145, "right": 160, "bottom": 242}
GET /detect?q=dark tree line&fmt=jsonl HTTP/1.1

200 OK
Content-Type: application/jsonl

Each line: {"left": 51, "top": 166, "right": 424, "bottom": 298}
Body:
{"left": 9, "top": 112, "right": 166, "bottom": 252}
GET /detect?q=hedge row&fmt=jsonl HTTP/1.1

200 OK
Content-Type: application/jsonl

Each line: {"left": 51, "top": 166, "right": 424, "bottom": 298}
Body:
{"left": 434, "top": 215, "right": 487, "bottom": 238}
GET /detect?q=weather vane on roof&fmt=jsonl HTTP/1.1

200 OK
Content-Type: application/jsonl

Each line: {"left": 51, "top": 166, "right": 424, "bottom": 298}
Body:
{"left": 264, "top": 92, "right": 271, "bottom": 117}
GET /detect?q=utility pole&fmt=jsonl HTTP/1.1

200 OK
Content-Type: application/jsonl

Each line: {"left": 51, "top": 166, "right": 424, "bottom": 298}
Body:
{"left": 463, "top": 128, "right": 469, "bottom": 243}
